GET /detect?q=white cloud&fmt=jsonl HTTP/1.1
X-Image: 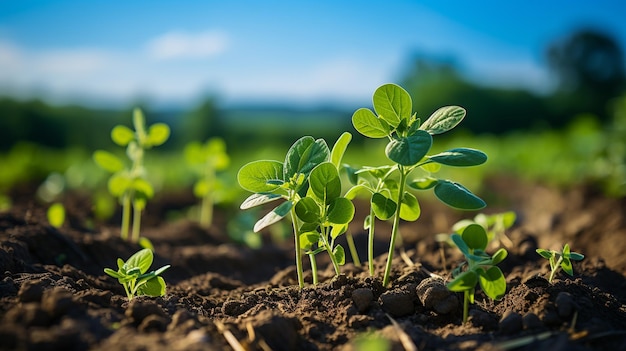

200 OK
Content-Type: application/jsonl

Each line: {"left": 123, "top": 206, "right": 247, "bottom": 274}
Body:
{"left": 146, "top": 30, "right": 229, "bottom": 60}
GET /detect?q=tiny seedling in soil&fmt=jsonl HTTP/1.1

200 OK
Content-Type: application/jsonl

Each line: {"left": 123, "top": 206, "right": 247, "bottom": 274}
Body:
{"left": 238, "top": 135, "right": 330, "bottom": 288}
{"left": 446, "top": 222, "right": 508, "bottom": 324}
{"left": 93, "top": 108, "right": 170, "bottom": 242}
{"left": 184, "top": 137, "right": 230, "bottom": 228}
{"left": 348, "top": 83, "right": 487, "bottom": 286}
{"left": 47, "top": 202, "right": 65, "bottom": 228}
{"left": 104, "top": 248, "right": 170, "bottom": 300}
{"left": 536, "top": 244, "right": 584, "bottom": 283}
{"left": 295, "top": 133, "right": 355, "bottom": 284}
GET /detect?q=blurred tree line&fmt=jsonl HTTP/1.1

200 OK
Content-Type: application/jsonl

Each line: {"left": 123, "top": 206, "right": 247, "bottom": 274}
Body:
{"left": 0, "top": 27, "right": 624, "bottom": 151}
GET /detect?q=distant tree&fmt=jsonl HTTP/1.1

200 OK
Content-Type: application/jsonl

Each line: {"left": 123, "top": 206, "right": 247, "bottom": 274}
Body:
{"left": 546, "top": 28, "right": 626, "bottom": 120}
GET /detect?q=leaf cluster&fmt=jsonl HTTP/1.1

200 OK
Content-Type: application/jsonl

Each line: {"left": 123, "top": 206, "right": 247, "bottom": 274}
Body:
{"left": 104, "top": 248, "right": 170, "bottom": 300}
{"left": 536, "top": 244, "right": 584, "bottom": 283}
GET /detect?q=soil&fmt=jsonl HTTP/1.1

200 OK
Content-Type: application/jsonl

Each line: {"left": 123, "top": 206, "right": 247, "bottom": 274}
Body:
{"left": 1, "top": 176, "right": 625, "bottom": 351}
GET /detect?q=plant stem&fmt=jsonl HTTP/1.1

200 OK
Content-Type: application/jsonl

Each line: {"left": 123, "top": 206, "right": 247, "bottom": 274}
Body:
{"left": 309, "top": 253, "right": 318, "bottom": 285}
{"left": 131, "top": 204, "right": 142, "bottom": 242}
{"left": 290, "top": 206, "right": 305, "bottom": 289}
{"left": 368, "top": 206, "right": 376, "bottom": 276}
{"left": 549, "top": 256, "right": 563, "bottom": 283}
{"left": 200, "top": 194, "right": 213, "bottom": 228}
{"left": 121, "top": 194, "right": 131, "bottom": 240}
{"left": 346, "top": 232, "right": 361, "bottom": 267}
{"left": 382, "top": 167, "right": 407, "bottom": 287}
{"left": 321, "top": 228, "right": 341, "bottom": 276}
{"left": 463, "top": 290, "right": 470, "bottom": 324}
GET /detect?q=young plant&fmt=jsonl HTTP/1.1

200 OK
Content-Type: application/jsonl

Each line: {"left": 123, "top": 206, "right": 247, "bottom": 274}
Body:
{"left": 536, "top": 244, "right": 584, "bottom": 283}
{"left": 104, "top": 248, "right": 170, "bottom": 300}
{"left": 184, "top": 138, "right": 230, "bottom": 228}
{"left": 238, "top": 136, "right": 330, "bottom": 288}
{"left": 93, "top": 108, "right": 170, "bottom": 242}
{"left": 349, "top": 83, "right": 487, "bottom": 286}
{"left": 446, "top": 223, "right": 508, "bottom": 324}
{"left": 453, "top": 211, "right": 517, "bottom": 249}
{"left": 295, "top": 132, "right": 355, "bottom": 284}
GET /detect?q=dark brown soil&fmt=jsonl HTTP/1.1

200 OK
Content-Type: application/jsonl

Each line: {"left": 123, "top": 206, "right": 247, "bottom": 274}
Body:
{"left": 1, "top": 177, "right": 626, "bottom": 351}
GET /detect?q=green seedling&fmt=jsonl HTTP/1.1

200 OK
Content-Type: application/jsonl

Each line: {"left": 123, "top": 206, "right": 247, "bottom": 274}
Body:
{"left": 104, "top": 248, "right": 170, "bottom": 300}
{"left": 184, "top": 138, "right": 230, "bottom": 228}
{"left": 47, "top": 202, "right": 66, "bottom": 228}
{"left": 446, "top": 223, "right": 508, "bottom": 324}
{"left": 453, "top": 211, "right": 517, "bottom": 249}
{"left": 238, "top": 135, "right": 330, "bottom": 288}
{"left": 93, "top": 108, "right": 170, "bottom": 242}
{"left": 536, "top": 244, "right": 584, "bottom": 283}
{"left": 349, "top": 83, "right": 487, "bottom": 286}
{"left": 295, "top": 133, "right": 355, "bottom": 284}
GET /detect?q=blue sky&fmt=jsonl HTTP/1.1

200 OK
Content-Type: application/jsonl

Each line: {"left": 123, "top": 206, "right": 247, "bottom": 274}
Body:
{"left": 1, "top": 0, "right": 625, "bottom": 108}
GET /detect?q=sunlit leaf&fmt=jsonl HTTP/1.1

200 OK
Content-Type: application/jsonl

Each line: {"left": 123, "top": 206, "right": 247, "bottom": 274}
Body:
{"left": 371, "top": 192, "right": 396, "bottom": 220}
{"left": 399, "top": 191, "right": 420, "bottom": 221}
{"left": 284, "top": 136, "right": 330, "bottom": 179}
{"left": 93, "top": 150, "right": 124, "bottom": 173}
{"left": 478, "top": 266, "right": 506, "bottom": 300}
{"left": 446, "top": 270, "right": 478, "bottom": 292}
{"left": 352, "top": 108, "right": 390, "bottom": 138}
{"left": 47, "top": 203, "right": 65, "bottom": 228}
{"left": 309, "top": 162, "right": 341, "bottom": 204}
{"left": 124, "top": 248, "right": 153, "bottom": 275}
{"left": 300, "top": 232, "right": 320, "bottom": 250}
{"left": 536, "top": 249, "right": 554, "bottom": 260}
{"left": 111, "top": 125, "right": 135, "bottom": 146}
{"left": 138, "top": 276, "right": 167, "bottom": 297}
{"left": 240, "top": 193, "right": 283, "bottom": 209}
{"left": 385, "top": 131, "right": 432, "bottom": 166}
{"left": 428, "top": 148, "right": 487, "bottom": 167}
{"left": 373, "top": 83, "right": 412, "bottom": 128}
{"left": 434, "top": 180, "right": 486, "bottom": 210}
{"left": 491, "top": 248, "right": 508, "bottom": 265}
{"left": 333, "top": 245, "right": 346, "bottom": 265}
{"left": 108, "top": 173, "right": 132, "bottom": 197}
{"left": 295, "top": 196, "right": 320, "bottom": 223}
{"left": 408, "top": 177, "right": 439, "bottom": 190}
{"left": 253, "top": 200, "right": 293, "bottom": 232}
{"left": 461, "top": 223, "right": 488, "bottom": 251}
{"left": 420, "top": 106, "right": 466, "bottom": 135}
{"left": 238, "top": 160, "right": 284, "bottom": 193}
{"left": 331, "top": 132, "right": 352, "bottom": 167}
{"left": 327, "top": 197, "right": 355, "bottom": 225}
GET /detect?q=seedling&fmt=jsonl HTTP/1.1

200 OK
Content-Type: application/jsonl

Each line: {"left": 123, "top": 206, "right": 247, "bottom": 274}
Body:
{"left": 104, "top": 248, "right": 170, "bottom": 300}
{"left": 184, "top": 138, "right": 230, "bottom": 228}
{"left": 93, "top": 108, "right": 170, "bottom": 242}
{"left": 446, "top": 223, "right": 508, "bottom": 324}
{"left": 536, "top": 244, "right": 584, "bottom": 283}
{"left": 238, "top": 136, "right": 330, "bottom": 288}
{"left": 295, "top": 134, "right": 355, "bottom": 283}
{"left": 349, "top": 83, "right": 487, "bottom": 286}
{"left": 453, "top": 211, "right": 517, "bottom": 249}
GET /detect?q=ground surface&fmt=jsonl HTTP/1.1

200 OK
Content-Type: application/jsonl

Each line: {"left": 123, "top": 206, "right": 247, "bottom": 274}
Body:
{"left": 1, "top": 176, "right": 625, "bottom": 351}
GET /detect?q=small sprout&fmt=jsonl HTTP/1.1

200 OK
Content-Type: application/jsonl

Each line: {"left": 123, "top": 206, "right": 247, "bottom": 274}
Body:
{"left": 184, "top": 138, "right": 230, "bottom": 229}
{"left": 446, "top": 222, "right": 508, "bottom": 324}
{"left": 536, "top": 244, "right": 584, "bottom": 283}
{"left": 452, "top": 211, "right": 517, "bottom": 249}
{"left": 94, "top": 108, "right": 170, "bottom": 242}
{"left": 104, "top": 248, "right": 170, "bottom": 300}
{"left": 349, "top": 83, "right": 487, "bottom": 286}
{"left": 47, "top": 202, "right": 66, "bottom": 228}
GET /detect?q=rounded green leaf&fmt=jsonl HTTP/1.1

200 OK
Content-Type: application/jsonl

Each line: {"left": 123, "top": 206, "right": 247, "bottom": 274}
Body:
{"left": 284, "top": 136, "right": 330, "bottom": 179}
{"left": 138, "top": 276, "right": 167, "bottom": 297}
{"left": 428, "top": 148, "right": 487, "bottom": 167}
{"left": 434, "top": 180, "right": 486, "bottom": 210}
{"left": 420, "top": 106, "right": 466, "bottom": 135}
{"left": 147, "top": 123, "right": 170, "bottom": 147}
{"left": 408, "top": 177, "right": 438, "bottom": 190}
{"left": 561, "top": 257, "right": 574, "bottom": 276}
{"left": 478, "top": 266, "right": 506, "bottom": 300}
{"left": 333, "top": 245, "right": 346, "bottom": 265}
{"left": 238, "top": 160, "right": 284, "bottom": 193}
{"left": 344, "top": 184, "right": 372, "bottom": 200}
{"left": 491, "top": 248, "right": 508, "bottom": 265}
{"left": 385, "top": 131, "right": 433, "bottom": 166}
{"left": 331, "top": 132, "right": 352, "bottom": 167}
{"left": 352, "top": 108, "right": 390, "bottom": 138}
{"left": 399, "top": 192, "right": 420, "bottom": 221}
{"left": 451, "top": 233, "right": 470, "bottom": 256}
{"left": 536, "top": 249, "right": 554, "bottom": 260}
{"left": 108, "top": 173, "right": 132, "bottom": 197}
{"left": 327, "top": 197, "right": 355, "bottom": 225}
{"left": 446, "top": 270, "right": 478, "bottom": 292}
{"left": 125, "top": 248, "right": 153, "bottom": 275}
{"left": 47, "top": 203, "right": 65, "bottom": 228}
{"left": 132, "top": 178, "right": 154, "bottom": 199}
{"left": 299, "top": 232, "right": 320, "bottom": 250}
{"left": 371, "top": 192, "right": 397, "bottom": 220}
{"left": 461, "top": 223, "right": 488, "bottom": 251}
{"left": 373, "top": 83, "right": 412, "bottom": 128}
{"left": 330, "top": 224, "right": 348, "bottom": 239}
{"left": 295, "top": 196, "right": 320, "bottom": 223}
{"left": 310, "top": 163, "right": 341, "bottom": 204}
{"left": 93, "top": 150, "right": 124, "bottom": 173}
{"left": 111, "top": 125, "right": 135, "bottom": 146}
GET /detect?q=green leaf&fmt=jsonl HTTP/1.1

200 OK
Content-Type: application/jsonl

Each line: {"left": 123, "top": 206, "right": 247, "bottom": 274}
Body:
{"left": 254, "top": 200, "right": 293, "bottom": 232}
{"left": 132, "top": 178, "right": 154, "bottom": 198}
{"left": 420, "top": 106, "right": 466, "bottom": 135}
{"left": 371, "top": 192, "right": 397, "bottom": 220}
{"left": 569, "top": 252, "right": 585, "bottom": 261}
{"left": 125, "top": 249, "right": 153, "bottom": 275}
{"left": 146, "top": 123, "right": 170, "bottom": 147}
{"left": 461, "top": 224, "right": 488, "bottom": 251}
{"left": 238, "top": 160, "right": 284, "bottom": 193}
{"left": 399, "top": 192, "right": 420, "bottom": 221}
{"left": 428, "top": 148, "right": 487, "bottom": 167}
{"left": 536, "top": 249, "right": 554, "bottom": 260}
{"left": 385, "top": 131, "right": 433, "bottom": 166}
{"left": 373, "top": 83, "right": 412, "bottom": 128}
{"left": 491, "top": 248, "right": 508, "bottom": 265}
{"left": 111, "top": 125, "right": 135, "bottom": 146}
{"left": 478, "top": 266, "right": 506, "bottom": 300}
{"left": 333, "top": 245, "right": 346, "bottom": 265}
{"left": 300, "top": 232, "right": 320, "bottom": 250}
{"left": 331, "top": 132, "right": 352, "bottom": 168}
{"left": 93, "top": 150, "right": 125, "bottom": 173}
{"left": 451, "top": 233, "right": 470, "bottom": 256}
{"left": 309, "top": 163, "right": 341, "bottom": 204}
{"left": 352, "top": 108, "right": 390, "bottom": 138}
{"left": 184, "top": 141, "right": 204, "bottom": 164}
{"left": 330, "top": 224, "right": 348, "bottom": 239}
{"left": 284, "top": 136, "right": 330, "bottom": 180}
{"left": 344, "top": 184, "right": 372, "bottom": 200}
{"left": 104, "top": 268, "right": 122, "bottom": 279}
{"left": 240, "top": 193, "right": 283, "bottom": 209}
{"left": 108, "top": 173, "right": 132, "bottom": 197}
{"left": 446, "top": 270, "right": 478, "bottom": 292}
{"left": 138, "top": 276, "right": 167, "bottom": 297}
{"left": 355, "top": 165, "right": 395, "bottom": 178}
{"left": 193, "top": 179, "right": 210, "bottom": 197}
{"left": 434, "top": 180, "right": 486, "bottom": 210}
{"left": 295, "top": 197, "right": 320, "bottom": 223}
{"left": 47, "top": 203, "right": 65, "bottom": 228}
{"left": 561, "top": 257, "right": 574, "bottom": 276}
{"left": 563, "top": 244, "right": 570, "bottom": 256}
{"left": 327, "top": 197, "right": 355, "bottom": 225}
{"left": 408, "top": 177, "right": 439, "bottom": 190}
